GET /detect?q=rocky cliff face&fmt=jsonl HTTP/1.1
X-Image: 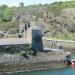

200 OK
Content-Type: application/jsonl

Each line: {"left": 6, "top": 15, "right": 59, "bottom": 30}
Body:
{"left": 41, "top": 8, "right": 75, "bottom": 39}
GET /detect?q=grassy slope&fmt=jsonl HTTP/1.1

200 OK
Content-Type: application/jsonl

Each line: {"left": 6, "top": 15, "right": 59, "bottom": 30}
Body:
{"left": 0, "top": 1, "right": 75, "bottom": 40}
{"left": 0, "top": 1, "right": 75, "bottom": 29}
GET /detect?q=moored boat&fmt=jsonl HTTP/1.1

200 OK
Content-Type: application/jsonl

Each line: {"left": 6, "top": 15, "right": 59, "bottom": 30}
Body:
{"left": 71, "top": 58, "right": 75, "bottom": 68}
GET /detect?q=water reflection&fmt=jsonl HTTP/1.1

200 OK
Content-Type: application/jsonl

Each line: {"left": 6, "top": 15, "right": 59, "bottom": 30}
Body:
{"left": 6, "top": 67, "right": 75, "bottom": 75}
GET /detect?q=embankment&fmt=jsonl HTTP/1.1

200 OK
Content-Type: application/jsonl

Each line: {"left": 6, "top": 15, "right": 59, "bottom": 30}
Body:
{"left": 0, "top": 51, "right": 67, "bottom": 74}
{"left": 0, "top": 61, "right": 67, "bottom": 74}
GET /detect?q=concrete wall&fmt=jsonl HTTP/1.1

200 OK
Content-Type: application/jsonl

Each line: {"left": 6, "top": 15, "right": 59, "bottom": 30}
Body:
{"left": 43, "top": 38, "right": 75, "bottom": 51}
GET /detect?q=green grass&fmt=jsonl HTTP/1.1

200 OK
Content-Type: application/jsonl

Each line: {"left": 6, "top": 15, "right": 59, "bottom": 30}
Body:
{"left": 52, "top": 33, "right": 75, "bottom": 41}
{"left": 0, "top": 21, "right": 19, "bottom": 30}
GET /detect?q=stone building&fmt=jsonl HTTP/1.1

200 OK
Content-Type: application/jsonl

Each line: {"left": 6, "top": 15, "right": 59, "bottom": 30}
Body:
{"left": 18, "top": 19, "right": 31, "bottom": 38}
{"left": 19, "top": 2, "right": 24, "bottom": 7}
{"left": 13, "top": 12, "right": 32, "bottom": 22}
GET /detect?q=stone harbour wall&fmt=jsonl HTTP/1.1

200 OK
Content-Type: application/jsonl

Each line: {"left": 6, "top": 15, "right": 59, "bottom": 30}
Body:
{"left": 0, "top": 61, "right": 67, "bottom": 74}
{"left": 0, "top": 51, "right": 67, "bottom": 74}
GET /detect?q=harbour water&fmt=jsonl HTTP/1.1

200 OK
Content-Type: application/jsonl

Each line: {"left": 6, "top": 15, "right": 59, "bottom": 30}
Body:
{"left": 6, "top": 67, "right": 75, "bottom": 75}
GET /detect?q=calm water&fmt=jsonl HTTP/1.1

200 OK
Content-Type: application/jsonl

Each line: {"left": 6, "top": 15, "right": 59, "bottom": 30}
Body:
{"left": 6, "top": 67, "right": 75, "bottom": 75}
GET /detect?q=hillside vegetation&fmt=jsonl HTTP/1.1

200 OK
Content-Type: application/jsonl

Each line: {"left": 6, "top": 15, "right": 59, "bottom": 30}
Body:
{"left": 0, "top": 1, "right": 75, "bottom": 40}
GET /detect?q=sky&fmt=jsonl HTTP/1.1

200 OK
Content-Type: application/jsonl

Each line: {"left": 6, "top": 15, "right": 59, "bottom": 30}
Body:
{"left": 0, "top": 0, "right": 72, "bottom": 7}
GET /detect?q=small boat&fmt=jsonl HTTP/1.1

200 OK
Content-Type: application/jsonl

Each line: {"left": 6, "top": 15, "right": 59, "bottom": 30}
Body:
{"left": 71, "top": 58, "right": 75, "bottom": 68}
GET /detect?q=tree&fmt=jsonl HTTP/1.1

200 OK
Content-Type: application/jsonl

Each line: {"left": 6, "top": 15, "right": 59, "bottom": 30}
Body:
{"left": 1, "top": 4, "right": 8, "bottom": 9}
{"left": 39, "top": 3, "right": 42, "bottom": 6}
